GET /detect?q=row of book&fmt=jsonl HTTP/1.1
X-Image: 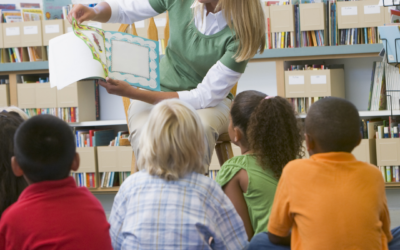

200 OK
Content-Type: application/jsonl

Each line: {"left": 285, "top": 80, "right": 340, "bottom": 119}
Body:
{"left": 209, "top": 170, "right": 219, "bottom": 181}
{"left": 338, "top": 27, "right": 379, "bottom": 45}
{"left": 265, "top": 0, "right": 383, "bottom": 49}
{"left": 379, "top": 166, "right": 400, "bottom": 183}
{"left": 1, "top": 3, "right": 43, "bottom": 62}
{"left": 23, "top": 108, "right": 57, "bottom": 118}
{"left": 75, "top": 129, "right": 115, "bottom": 148}
{"left": 360, "top": 119, "right": 400, "bottom": 139}
{"left": 100, "top": 171, "right": 131, "bottom": 188}
{"left": 367, "top": 62, "right": 400, "bottom": 111}
{"left": 287, "top": 97, "right": 326, "bottom": 114}
{"left": 288, "top": 64, "right": 328, "bottom": 71}
{"left": 23, "top": 107, "right": 78, "bottom": 123}
{"left": 71, "top": 172, "right": 97, "bottom": 188}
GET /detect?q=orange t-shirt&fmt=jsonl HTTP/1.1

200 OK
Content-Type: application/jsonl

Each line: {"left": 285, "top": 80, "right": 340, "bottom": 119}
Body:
{"left": 268, "top": 152, "right": 392, "bottom": 250}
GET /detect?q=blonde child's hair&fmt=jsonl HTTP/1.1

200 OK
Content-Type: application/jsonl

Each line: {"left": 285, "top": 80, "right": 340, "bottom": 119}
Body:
{"left": 137, "top": 99, "right": 206, "bottom": 180}
{"left": 193, "top": 0, "right": 266, "bottom": 62}
{"left": 0, "top": 106, "right": 28, "bottom": 120}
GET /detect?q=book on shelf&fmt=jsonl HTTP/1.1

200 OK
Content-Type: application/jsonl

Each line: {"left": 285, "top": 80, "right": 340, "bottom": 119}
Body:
{"left": 49, "top": 18, "right": 161, "bottom": 91}
{"left": 367, "top": 61, "right": 400, "bottom": 112}
{"left": 209, "top": 170, "right": 219, "bottom": 180}
{"left": 378, "top": 26, "right": 400, "bottom": 64}
{"left": 379, "top": 166, "right": 400, "bottom": 183}
{"left": 43, "top": 0, "right": 72, "bottom": 20}
{"left": 71, "top": 172, "right": 97, "bottom": 188}
{"left": 75, "top": 129, "right": 115, "bottom": 148}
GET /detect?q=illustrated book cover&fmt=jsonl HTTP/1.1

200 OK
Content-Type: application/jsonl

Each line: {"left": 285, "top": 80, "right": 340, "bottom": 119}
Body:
{"left": 49, "top": 18, "right": 161, "bottom": 91}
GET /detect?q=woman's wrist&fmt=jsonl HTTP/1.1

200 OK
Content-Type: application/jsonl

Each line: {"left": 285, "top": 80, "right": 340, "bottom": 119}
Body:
{"left": 92, "top": 2, "right": 112, "bottom": 23}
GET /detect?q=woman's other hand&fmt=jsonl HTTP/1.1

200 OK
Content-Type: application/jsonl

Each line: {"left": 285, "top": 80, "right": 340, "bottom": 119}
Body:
{"left": 67, "top": 4, "right": 96, "bottom": 24}
{"left": 98, "top": 78, "right": 135, "bottom": 97}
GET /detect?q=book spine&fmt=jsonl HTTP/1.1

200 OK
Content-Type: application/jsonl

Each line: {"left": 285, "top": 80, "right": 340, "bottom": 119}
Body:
{"left": 95, "top": 80, "right": 100, "bottom": 120}
{"left": 386, "top": 166, "right": 391, "bottom": 183}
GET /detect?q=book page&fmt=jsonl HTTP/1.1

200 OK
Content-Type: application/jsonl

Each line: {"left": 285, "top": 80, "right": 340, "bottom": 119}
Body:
{"left": 49, "top": 32, "right": 105, "bottom": 89}
{"left": 72, "top": 21, "right": 108, "bottom": 75}
{"left": 104, "top": 31, "right": 160, "bottom": 91}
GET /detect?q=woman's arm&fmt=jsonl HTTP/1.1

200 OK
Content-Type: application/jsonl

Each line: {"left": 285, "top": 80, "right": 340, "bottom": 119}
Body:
{"left": 98, "top": 78, "right": 178, "bottom": 104}
{"left": 98, "top": 61, "right": 241, "bottom": 108}
{"left": 68, "top": 0, "right": 159, "bottom": 25}
{"left": 222, "top": 169, "right": 254, "bottom": 240}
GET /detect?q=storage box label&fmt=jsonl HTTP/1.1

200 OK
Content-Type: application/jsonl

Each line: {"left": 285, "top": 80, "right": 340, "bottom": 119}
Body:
{"left": 88, "top": 22, "right": 102, "bottom": 29}
{"left": 6, "top": 27, "right": 20, "bottom": 36}
{"left": 45, "top": 24, "right": 60, "bottom": 34}
{"left": 135, "top": 21, "right": 145, "bottom": 28}
{"left": 288, "top": 76, "right": 304, "bottom": 85}
{"left": 364, "top": 5, "right": 380, "bottom": 15}
{"left": 342, "top": 6, "right": 357, "bottom": 16}
{"left": 23, "top": 26, "right": 38, "bottom": 35}
{"left": 311, "top": 75, "right": 327, "bottom": 84}
{"left": 155, "top": 18, "right": 167, "bottom": 26}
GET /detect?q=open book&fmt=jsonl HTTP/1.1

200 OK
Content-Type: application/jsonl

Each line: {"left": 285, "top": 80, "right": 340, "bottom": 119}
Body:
{"left": 49, "top": 18, "right": 160, "bottom": 91}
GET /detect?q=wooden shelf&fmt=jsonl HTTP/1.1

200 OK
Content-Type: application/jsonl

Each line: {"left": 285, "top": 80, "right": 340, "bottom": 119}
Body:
{"left": 89, "top": 186, "right": 120, "bottom": 194}
{"left": 0, "top": 62, "right": 49, "bottom": 73}
{"left": 253, "top": 44, "right": 383, "bottom": 61}
{"left": 297, "top": 110, "right": 400, "bottom": 119}
{"left": 69, "top": 120, "right": 127, "bottom": 127}
{"left": 385, "top": 183, "right": 400, "bottom": 189}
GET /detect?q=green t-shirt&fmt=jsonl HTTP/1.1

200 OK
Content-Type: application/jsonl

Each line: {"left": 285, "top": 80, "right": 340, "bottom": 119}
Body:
{"left": 216, "top": 155, "right": 278, "bottom": 235}
{"left": 148, "top": 0, "right": 248, "bottom": 95}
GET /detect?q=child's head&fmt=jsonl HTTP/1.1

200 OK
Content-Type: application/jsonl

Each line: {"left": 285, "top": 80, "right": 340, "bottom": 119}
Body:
{"left": 12, "top": 115, "right": 79, "bottom": 184}
{"left": 138, "top": 99, "right": 206, "bottom": 180}
{"left": 305, "top": 97, "right": 361, "bottom": 154}
{"left": 0, "top": 111, "right": 27, "bottom": 217}
{"left": 230, "top": 91, "right": 304, "bottom": 178}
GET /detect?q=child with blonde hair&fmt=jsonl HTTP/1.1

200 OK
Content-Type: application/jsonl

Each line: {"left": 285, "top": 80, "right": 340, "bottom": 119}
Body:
{"left": 108, "top": 99, "right": 247, "bottom": 249}
{"left": 216, "top": 90, "right": 304, "bottom": 240}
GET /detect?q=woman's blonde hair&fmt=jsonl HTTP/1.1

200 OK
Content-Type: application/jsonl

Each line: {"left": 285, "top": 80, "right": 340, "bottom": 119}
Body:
{"left": 194, "top": 0, "right": 266, "bottom": 62}
{"left": 137, "top": 99, "right": 207, "bottom": 181}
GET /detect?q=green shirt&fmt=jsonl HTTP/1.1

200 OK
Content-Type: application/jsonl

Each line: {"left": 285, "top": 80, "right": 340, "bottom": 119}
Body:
{"left": 148, "top": 0, "right": 248, "bottom": 93}
{"left": 216, "top": 155, "right": 278, "bottom": 235}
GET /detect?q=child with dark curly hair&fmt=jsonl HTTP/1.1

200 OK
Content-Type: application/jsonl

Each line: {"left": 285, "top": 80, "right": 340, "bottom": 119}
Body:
{"left": 215, "top": 90, "right": 304, "bottom": 240}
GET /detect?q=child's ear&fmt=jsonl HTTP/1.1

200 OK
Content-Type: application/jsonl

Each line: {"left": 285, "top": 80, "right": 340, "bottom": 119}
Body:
{"left": 305, "top": 133, "right": 314, "bottom": 153}
{"left": 11, "top": 156, "right": 24, "bottom": 177}
{"left": 71, "top": 152, "right": 80, "bottom": 172}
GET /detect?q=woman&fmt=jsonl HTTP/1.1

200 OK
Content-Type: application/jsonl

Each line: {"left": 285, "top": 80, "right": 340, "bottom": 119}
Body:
{"left": 68, "top": 0, "right": 266, "bottom": 167}
{"left": 108, "top": 99, "right": 247, "bottom": 249}
{"left": 0, "top": 111, "right": 27, "bottom": 217}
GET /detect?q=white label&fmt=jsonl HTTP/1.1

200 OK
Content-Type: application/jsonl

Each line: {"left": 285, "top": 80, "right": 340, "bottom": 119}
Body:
{"left": 364, "top": 5, "right": 380, "bottom": 15}
{"left": 23, "top": 26, "right": 38, "bottom": 35}
{"left": 45, "top": 24, "right": 60, "bottom": 34}
{"left": 88, "top": 22, "right": 102, "bottom": 29}
{"left": 6, "top": 27, "right": 20, "bottom": 36}
{"left": 67, "top": 27, "right": 73, "bottom": 33}
{"left": 311, "top": 75, "right": 327, "bottom": 84}
{"left": 342, "top": 6, "right": 357, "bottom": 16}
{"left": 135, "top": 21, "right": 145, "bottom": 28}
{"left": 389, "top": 55, "right": 395, "bottom": 61}
{"left": 288, "top": 76, "right": 305, "bottom": 85}
{"left": 155, "top": 18, "right": 167, "bottom": 27}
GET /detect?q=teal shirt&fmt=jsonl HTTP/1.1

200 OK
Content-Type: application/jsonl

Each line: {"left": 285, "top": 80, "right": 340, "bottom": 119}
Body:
{"left": 216, "top": 155, "right": 278, "bottom": 234}
{"left": 148, "top": 0, "right": 248, "bottom": 93}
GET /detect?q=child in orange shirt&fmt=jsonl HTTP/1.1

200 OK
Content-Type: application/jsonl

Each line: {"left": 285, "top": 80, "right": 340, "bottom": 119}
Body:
{"left": 248, "top": 97, "right": 400, "bottom": 250}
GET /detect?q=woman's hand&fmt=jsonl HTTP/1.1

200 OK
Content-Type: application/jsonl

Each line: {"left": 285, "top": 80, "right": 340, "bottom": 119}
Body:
{"left": 67, "top": 4, "right": 96, "bottom": 24}
{"left": 98, "top": 78, "right": 136, "bottom": 98}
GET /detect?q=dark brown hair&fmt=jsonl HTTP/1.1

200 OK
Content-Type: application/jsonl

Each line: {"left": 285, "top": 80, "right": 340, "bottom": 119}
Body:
{"left": 0, "top": 111, "right": 27, "bottom": 217}
{"left": 231, "top": 91, "right": 304, "bottom": 178}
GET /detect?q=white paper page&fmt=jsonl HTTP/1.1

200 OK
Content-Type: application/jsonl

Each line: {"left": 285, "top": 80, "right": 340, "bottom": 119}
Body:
{"left": 111, "top": 40, "right": 150, "bottom": 78}
{"left": 49, "top": 32, "right": 105, "bottom": 90}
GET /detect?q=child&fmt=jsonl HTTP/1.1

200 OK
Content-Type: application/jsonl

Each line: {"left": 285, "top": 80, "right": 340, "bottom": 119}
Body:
{"left": 108, "top": 99, "right": 248, "bottom": 249}
{"left": 0, "top": 115, "right": 112, "bottom": 250}
{"left": 0, "top": 111, "right": 27, "bottom": 218}
{"left": 248, "top": 97, "right": 399, "bottom": 250}
{"left": 216, "top": 91, "right": 304, "bottom": 239}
